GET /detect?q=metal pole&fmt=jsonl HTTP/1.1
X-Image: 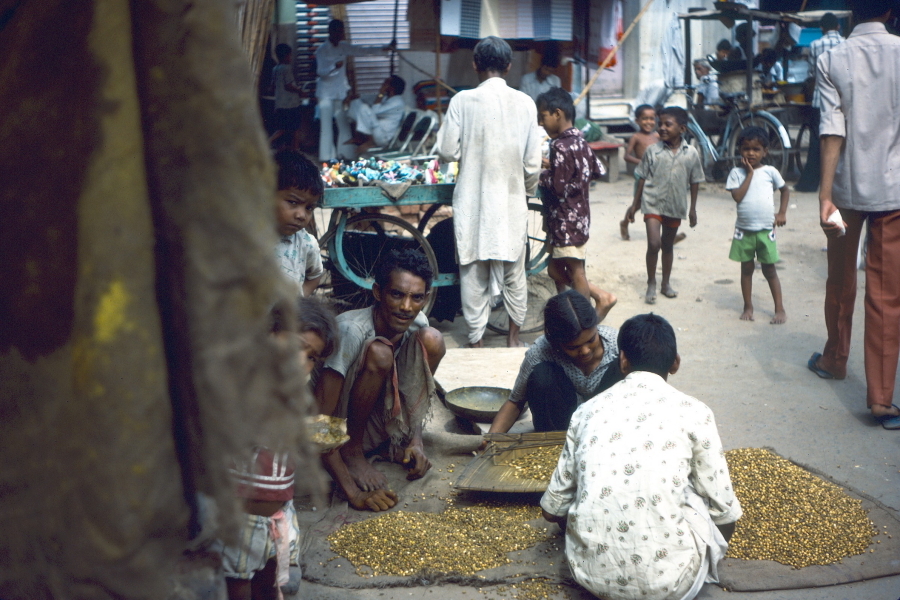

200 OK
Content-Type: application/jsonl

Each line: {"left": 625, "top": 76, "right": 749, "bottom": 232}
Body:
{"left": 746, "top": 17, "right": 753, "bottom": 105}
{"left": 391, "top": 0, "right": 400, "bottom": 75}
{"left": 684, "top": 17, "right": 692, "bottom": 93}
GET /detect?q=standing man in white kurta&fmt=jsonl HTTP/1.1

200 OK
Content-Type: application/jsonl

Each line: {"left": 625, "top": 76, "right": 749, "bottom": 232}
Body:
{"left": 435, "top": 36, "right": 542, "bottom": 348}
{"left": 316, "top": 19, "right": 393, "bottom": 161}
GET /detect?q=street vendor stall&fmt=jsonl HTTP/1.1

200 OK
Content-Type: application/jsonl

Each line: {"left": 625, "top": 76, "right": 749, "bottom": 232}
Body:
{"left": 315, "top": 170, "right": 550, "bottom": 333}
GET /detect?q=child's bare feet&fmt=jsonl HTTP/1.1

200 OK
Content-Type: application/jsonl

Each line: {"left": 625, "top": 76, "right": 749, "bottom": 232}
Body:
{"left": 740, "top": 306, "right": 754, "bottom": 321}
{"left": 674, "top": 232, "right": 686, "bottom": 245}
{"left": 619, "top": 220, "right": 630, "bottom": 241}
{"left": 660, "top": 283, "right": 678, "bottom": 298}
{"left": 770, "top": 310, "right": 787, "bottom": 325}
{"left": 645, "top": 282, "right": 657, "bottom": 304}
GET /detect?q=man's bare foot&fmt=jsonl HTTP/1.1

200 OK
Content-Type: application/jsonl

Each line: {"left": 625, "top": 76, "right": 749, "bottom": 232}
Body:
{"left": 740, "top": 306, "right": 754, "bottom": 321}
{"left": 674, "top": 232, "right": 687, "bottom": 245}
{"left": 660, "top": 283, "right": 678, "bottom": 298}
{"left": 770, "top": 310, "right": 787, "bottom": 325}
{"left": 619, "top": 219, "right": 630, "bottom": 241}
{"left": 348, "top": 489, "right": 398, "bottom": 512}
{"left": 341, "top": 447, "right": 387, "bottom": 492}
{"left": 467, "top": 339, "right": 483, "bottom": 349}
{"left": 645, "top": 282, "right": 657, "bottom": 305}
{"left": 507, "top": 336, "right": 527, "bottom": 348}
{"left": 590, "top": 285, "right": 617, "bottom": 322}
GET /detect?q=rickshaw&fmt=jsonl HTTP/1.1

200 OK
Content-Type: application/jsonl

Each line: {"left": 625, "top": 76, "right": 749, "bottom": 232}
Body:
{"left": 678, "top": 4, "right": 851, "bottom": 179}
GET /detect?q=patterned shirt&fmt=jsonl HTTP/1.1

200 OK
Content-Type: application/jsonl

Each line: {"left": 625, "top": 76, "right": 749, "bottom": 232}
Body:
{"left": 541, "top": 371, "right": 742, "bottom": 600}
{"left": 808, "top": 29, "right": 844, "bottom": 109}
{"left": 275, "top": 230, "right": 323, "bottom": 296}
{"left": 539, "top": 128, "right": 605, "bottom": 248}
{"left": 509, "top": 325, "right": 618, "bottom": 408}
{"left": 635, "top": 140, "right": 705, "bottom": 219}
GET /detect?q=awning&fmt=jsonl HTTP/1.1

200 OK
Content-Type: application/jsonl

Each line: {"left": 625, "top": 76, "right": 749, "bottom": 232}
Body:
{"left": 678, "top": 6, "right": 852, "bottom": 28}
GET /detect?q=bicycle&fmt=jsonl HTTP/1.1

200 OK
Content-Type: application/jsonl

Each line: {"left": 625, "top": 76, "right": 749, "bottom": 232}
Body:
{"left": 678, "top": 87, "right": 792, "bottom": 180}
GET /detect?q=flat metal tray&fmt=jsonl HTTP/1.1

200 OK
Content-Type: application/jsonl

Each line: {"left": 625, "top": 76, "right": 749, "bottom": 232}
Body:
{"left": 453, "top": 431, "right": 566, "bottom": 493}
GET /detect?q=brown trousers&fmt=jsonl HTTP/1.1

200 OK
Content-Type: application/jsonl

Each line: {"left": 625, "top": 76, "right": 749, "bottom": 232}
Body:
{"left": 821, "top": 208, "right": 900, "bottom": 408}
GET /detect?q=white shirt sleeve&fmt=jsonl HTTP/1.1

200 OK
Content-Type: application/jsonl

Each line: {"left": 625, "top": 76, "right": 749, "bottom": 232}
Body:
{"left": 725, "top": 167, "right": 746, "bottom": 190}
{"left": 767, "top": 165, "right": 785, "bottom": 190}
{"left": 304, "top": 235, "right": 324, "bottom": 281}
{"left": 435, "top": 97, "right": 462, "bottom": 162}
{"left": 817, "top": 52, "right": 845, "bottom": 138}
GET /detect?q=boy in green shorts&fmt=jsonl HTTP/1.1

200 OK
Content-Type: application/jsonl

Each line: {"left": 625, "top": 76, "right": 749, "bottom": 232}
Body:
{"left": 726, "top": 126, "right": 789, "bottom": 324}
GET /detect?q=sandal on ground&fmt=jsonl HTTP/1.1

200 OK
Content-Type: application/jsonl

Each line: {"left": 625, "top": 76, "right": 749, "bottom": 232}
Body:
{"left": 874, "top": 404, "right": 900, "bottom": 430}
{"left": 807, "top": 352, "right": 836, "bottom": 379}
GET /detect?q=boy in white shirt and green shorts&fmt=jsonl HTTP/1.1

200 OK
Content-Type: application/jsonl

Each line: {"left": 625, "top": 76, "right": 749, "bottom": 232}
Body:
{"left": 725, "top": 126, "right": 790, "bottom": 324}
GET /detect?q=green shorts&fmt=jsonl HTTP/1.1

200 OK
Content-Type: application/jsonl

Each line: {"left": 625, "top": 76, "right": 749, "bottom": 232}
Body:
{"left": 729, "top": 228, "right": 779, "bottom": 264}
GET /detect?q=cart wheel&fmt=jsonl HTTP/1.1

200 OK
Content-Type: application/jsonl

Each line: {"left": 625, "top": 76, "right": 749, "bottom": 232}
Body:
{"left": 726, "top": 115, "right": 789, "bottom": 174}
{"left": 319, "top": 213, "right": 439, "bottom": 315}
{"left": 486, "top": 202, "right": 552, "bottom": 335}
{"left": 793, "top": 123, "right": 811, "bottom": 173}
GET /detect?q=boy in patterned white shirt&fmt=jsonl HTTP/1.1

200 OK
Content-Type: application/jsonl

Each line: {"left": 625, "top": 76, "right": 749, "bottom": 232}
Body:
{"left": 541, "top": 313, "right": 741, "bottom": 600}
{"left": 273, "top": 150, "right": 324, "bottom": 297}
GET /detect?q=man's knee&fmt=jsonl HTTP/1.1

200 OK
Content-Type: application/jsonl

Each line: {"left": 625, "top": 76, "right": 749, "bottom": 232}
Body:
{"left": 363, "top": 340, "right": 394, "bottom": 374}
{"left": 761, "top": 263, "right": 778, "bottom": 280}
{"left": 417, "top": 326, "right": 446, "bottom": 359}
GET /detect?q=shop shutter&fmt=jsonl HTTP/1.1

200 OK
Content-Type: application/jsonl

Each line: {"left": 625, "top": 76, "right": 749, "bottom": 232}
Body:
{"left": 295, "top": 2, "right": 331, "bottom": 89}
{"left": 345, "top": 0, "right": 410, "bottom": 95}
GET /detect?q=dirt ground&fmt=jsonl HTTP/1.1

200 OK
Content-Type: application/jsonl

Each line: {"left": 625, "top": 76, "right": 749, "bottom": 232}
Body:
{"left": 299, "top": 173, "right": 900, "bottom": 599}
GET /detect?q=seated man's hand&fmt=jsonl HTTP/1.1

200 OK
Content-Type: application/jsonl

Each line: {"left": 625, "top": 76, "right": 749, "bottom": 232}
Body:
{"left": 541, "top": 158, "right": 551, "bottom": 169}
{"left": 402, "top": 443, "right": 431, "bottom": 480}
{"left": 349, "top": 488, "right": 398, "bottom": 512}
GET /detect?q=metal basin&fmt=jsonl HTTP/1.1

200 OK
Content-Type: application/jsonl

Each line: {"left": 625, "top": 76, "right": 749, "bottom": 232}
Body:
{"left": 443, "top": 386, "right": 511, "bottom": 423}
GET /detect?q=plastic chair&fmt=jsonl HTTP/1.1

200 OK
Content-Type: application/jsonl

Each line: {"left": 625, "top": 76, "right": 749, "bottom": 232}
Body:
{"left": 363, "top": 110, "right": 418, "bottom": 157}
{"left": 379, "top": 114, "right": 435, "bottom": 160}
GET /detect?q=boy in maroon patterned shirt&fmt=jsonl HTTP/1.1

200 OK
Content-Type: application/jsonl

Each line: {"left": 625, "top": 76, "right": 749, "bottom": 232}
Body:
{"left": 537, "top": 87, "right": 617, "bottom": 321}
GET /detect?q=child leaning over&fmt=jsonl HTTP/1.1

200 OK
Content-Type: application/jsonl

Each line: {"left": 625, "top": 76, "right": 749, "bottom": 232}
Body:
{"left": 274, "top": 150, "right": 324, "bottom": 298}
{"left": 536, "top": 87, "right": 616, "bottom": 321}
{"left": 222, "top": 297, "right": 338, "bottom": 600}
{"left": 624, "top": 106, "right": 704, "bottom": 304}
{"left": 726, "top": 126, "right": 789, "bottom": 324}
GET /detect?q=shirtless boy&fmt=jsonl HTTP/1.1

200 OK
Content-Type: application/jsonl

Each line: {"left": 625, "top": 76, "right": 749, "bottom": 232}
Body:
{"left": 621, "top": 105, "right": 659, "bottom": 241}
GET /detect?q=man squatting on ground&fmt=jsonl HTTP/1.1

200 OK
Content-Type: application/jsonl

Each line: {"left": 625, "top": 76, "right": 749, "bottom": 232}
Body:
{"left": 541, "top": 314, "right": 742, "bottom": 600}
{"left": 809, "top": 0, "right": 900, "bottom": 429}
{"left": 436, "top": 35, "right": 542, "bottom": 348}
{"left": 315, "top": 249, "right": 446, "bottom": 511}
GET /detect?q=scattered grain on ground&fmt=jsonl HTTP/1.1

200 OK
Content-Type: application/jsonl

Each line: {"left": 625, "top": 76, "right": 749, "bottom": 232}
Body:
{"left": 328, "top": 501, "right": 548, "bottom": 576}
{"left": 725, "top": 447, "right": 876, "bottom": 568}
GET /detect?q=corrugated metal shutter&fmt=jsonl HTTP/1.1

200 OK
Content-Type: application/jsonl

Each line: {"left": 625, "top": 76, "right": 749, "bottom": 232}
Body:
{"left": 345, "top": 0, "right": 411, "bottom": 95}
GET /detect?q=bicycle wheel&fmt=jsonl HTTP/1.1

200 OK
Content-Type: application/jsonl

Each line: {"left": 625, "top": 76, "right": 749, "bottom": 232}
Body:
{"left": 793, "top": 123, "right": 812, "bottom": 173}
{"left": 319, "top": 212, "right": 438, "bottom": 315}
{"left": 726, "top": 114, "right": 789, "bottom": 174}
{"left": 486, "top": 201, "right": 552, "bottom": 335}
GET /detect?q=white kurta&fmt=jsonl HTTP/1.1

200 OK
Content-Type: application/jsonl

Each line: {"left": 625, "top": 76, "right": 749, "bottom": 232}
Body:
{"left": 435, "top": 77, "right": 542, "bottom": 265}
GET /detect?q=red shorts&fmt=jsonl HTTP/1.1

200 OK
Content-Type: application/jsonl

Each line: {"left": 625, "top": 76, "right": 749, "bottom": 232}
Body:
{"left": 644, "top": 214, "right": 682, "bottom": 228}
